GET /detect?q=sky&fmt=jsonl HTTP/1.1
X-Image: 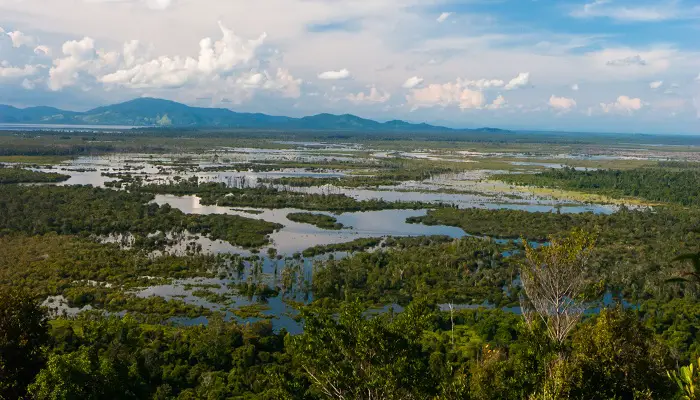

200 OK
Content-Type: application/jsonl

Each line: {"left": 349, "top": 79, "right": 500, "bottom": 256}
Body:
{"left": 1, "top": 0, "right": 700, "bottom": 134}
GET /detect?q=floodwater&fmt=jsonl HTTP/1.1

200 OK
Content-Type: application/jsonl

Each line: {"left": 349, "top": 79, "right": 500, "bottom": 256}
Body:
{"left": 28, "top": 150, "right": 625, "bottom": 329}
{"left": 152, "top": 194, "right": 467, "bottom": 255}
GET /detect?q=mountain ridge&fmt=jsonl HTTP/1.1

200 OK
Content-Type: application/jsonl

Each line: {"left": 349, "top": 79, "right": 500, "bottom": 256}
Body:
{"left": 0, "top": 97, "right": 510, "bottom": 133}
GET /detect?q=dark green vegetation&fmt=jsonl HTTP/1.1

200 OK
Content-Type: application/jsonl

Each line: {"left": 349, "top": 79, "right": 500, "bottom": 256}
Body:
{"left": 301, "top": 237, "right": 383, "bottom": 257}
{"left": 313, "top": 236, "right": 515, "bottom": 306}
{"left": 0, "top": 166, "right": 69, "bottom": 184}
{"left": 2, "top": 132, "right": 700, "bottom": 398}
{"left": 2, "top": 288, "right": 699, "bottom": 399}
{"left": 0, "top": 185, "right": 281, "bottom": 248}
{"left": 0, "top": 234, "right": 218, "bottom": 316}
{"left": 286, "top": 213, "right": 344, "bottom": 230}
{"left": 497, "top": 165, "right": 700, "bottom": 206}
{"left": 120, "top": 180, "right": 446, "bottom": 211}
{"left": 407, "top": 206, "right": 700, "bottom": 301}
{"left": 265, "top": 159, "right": 462, "bottom": 188}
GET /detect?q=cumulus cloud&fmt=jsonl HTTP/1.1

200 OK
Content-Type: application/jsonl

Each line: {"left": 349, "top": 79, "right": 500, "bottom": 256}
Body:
{"left": 6, "top": 30, "right": 33, "bottom": 48}
{"left": 606, "top": 55, "right": 647, "bottom": 67}
{"left": 407, "top": 82, "right": 485, "bottom": 110}
{"left": 318, "top": 68, "right": 351, "bottom": 80}
{"left": 463, "top": 78, "right": 505, "bottom": 90}
{"left": 649, "top": 80, "right": 663, "bottom": 89}
{"left": 402, "top": 76, "right": 423, "bottom": 89}
{"left": 49, "top": 37, "right": 99, "bottom": 90}
{"left": 549, "top": 95, "right": 577, "bottom": 112}
{"left": 437, "top": 12, "right": 453, "bottom": 23}
{"left": 256, "top": 68, "right": 302, "bottom": 98}
{"left": 406, "top": 73, "right": 529, "bottom": 110}
{"left": 100, "top": 22, "right": 266, "bottom": 89}
{"left": 571, "top": 83, "right": 579, "bottom": 91}
{"left": 346, "top": 87, "right": 391, "bottom": 104}
{"left": 486, "top": 95, "right": 507, "bottom": 109}
{"left": 33, "top": 45, "right": 51, "bottom": 56}
{"left": 504, "top": 72, "right": 530, "bottom": 90}
{"left": 0, "top": 62, "right": 40, "bottom": 79}
{"left": 600, "top": 95, "right": 643, "bottom": 114}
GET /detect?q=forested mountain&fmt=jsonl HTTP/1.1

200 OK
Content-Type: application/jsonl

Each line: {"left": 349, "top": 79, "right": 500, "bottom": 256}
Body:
{"left": 0, "top": 98, "right": 508, "bottom": 132}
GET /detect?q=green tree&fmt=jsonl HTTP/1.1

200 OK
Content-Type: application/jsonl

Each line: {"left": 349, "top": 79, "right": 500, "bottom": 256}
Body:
{"left": 569, "top": 307, "right": 675, "bottom": 400}
{"left": 668, "top": 252, "right": 700, "bottom": 285}
{"left": 668, "top": 357, "right": 700, "bottom": 400}
{"left": 289, "top": 301, "right": 437, "bottom": 400}
{"left": 0, "top": 288, "right": 49, "bottom": 400}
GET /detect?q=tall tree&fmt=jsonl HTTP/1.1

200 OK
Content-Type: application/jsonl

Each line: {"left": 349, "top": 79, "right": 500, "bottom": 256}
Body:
{"left": 520, "top": 229, "right": 596, "bottom": 346}
{"left": 0, "top": 287, "right": 49, "bottom": 400}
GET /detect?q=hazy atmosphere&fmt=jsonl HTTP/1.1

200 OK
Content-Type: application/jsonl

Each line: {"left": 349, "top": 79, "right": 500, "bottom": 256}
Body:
{"left": 1, "top": 0, "right": 700, "bottom": 133}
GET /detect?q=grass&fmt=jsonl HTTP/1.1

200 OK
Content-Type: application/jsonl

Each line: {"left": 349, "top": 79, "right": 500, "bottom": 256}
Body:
{"left": 231, "top": 303, "right": 272, "bottom": 319}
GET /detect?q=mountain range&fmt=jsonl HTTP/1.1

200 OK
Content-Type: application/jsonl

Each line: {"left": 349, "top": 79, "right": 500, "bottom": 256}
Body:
{"left": 0, "top": 98, "right": 509, "bottom": 133}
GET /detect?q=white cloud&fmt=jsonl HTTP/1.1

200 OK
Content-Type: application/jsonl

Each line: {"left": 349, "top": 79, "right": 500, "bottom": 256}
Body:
{"left": 695, "top": 73, "right": 700, "bottom": 81}
{"left": 649, "top": 80, "right": 663, "bottom": 89}
{"left": 462, "top": 78, "right": 505, "bottom": 90}
{"left": 0, "top": 62, "right": 40, "bottom": 79}
{"left": 437, "top": 12, "right": 453, "bottom": 23}
{"left": 571, "top": 0, "right": 696, "bottom": 22}
{"left": 606, "top": 55, "right": 647, "bottom": 67}
{"left": 21, "top": 78, "right": 36, "bottom": 90}
{"left": 402, "top": 76, "right": 423, "bottom": 89}
{"left": 504, "top": 72, "right": 530, "bottom": 90}
{"left": 407, "top": 81, "right": 485, "bottom": 110}
{"left": 487, "top": 94, "right": 507, "bottom": 109}
{"left": 318, "top": 68, "right": 351, "bottom": 80}
{"left": 262, "top": 68, "right": 302, "bottom": 98}
{"left": 406, "top": 72, "right": 530, "bottom": 110}
{"left": 99, "top": 22, "right": 266, "bottom": 89}
{"left": 49, "top": 37, "right": 98, "bottom": 90}
{"left": 224, "top": 68, "right": 301, "bottom": 100}
{"left": 346, "top": 87, "right": 391, "bottom": 104}
{"left": 600, "top": 95, "right": 643, "bottom": 114}
{"left": 571, "top": 83, "right": 579, "bottom": 91}
{"left": 33, "top": 45, "right": 51, "bottom": 56}
{"left": 6, "top": 30, "right": 34, "bottom": 48}
{"left": 548, "top": 95, "right": 577, "bottom": 111}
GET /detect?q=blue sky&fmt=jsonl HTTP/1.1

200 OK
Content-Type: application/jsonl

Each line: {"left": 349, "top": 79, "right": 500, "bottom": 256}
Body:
{"left": 0, "top": 0, "right": 699, "bottom": 133}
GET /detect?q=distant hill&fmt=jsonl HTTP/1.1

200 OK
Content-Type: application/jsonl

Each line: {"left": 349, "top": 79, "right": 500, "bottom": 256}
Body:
{"left": 0, "top": 97, "right": 510, "bottom": 133}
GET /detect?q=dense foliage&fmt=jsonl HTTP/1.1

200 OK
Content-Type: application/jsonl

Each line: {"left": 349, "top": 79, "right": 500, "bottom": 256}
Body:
{"left": 497, "top": 166, "right": 700, "bottom": 206}
{"left": 0, "top": 234, "right": 221, "bottom": 315}
{"left": 0, "top": 167, "right": 69, "bottom": 184}
{"left": 1, "top": 289, "right": 696, "bottom": 399}
{"left": 286, "top": 212, "right": 344, "bottom": 230}
{"left": 0, "top": 185, "right": 281, "bottom": 248}
{"left": 312, "top": 237, "right": 517, "bottom": 306}
{"left": 408, "top": 206, "right": 700, "bottom": 301}
{"left": 116, "top": 180, "right": 448, "bottom": 211}
{"left": 0, "top": 289, "right": 49, "bottom": 399}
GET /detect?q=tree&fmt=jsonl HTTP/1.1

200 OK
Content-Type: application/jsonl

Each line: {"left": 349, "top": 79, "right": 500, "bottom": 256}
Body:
{"left": 569, "top": 307, "right": 675, "bottom": 400}
{"left": 520, "top": 229, "right": 596, "bottom": 346}
{"left": 668, "top": 253, "right": 700, "bottom": 285}
{"left": 0, "top": 287, "right": 49, "bottom": 400}
{"left": 668, "top": 357, "right": 700, "bottom": 400}
{"left": 288, "top": 301, "right": 437, "bottom": 400}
